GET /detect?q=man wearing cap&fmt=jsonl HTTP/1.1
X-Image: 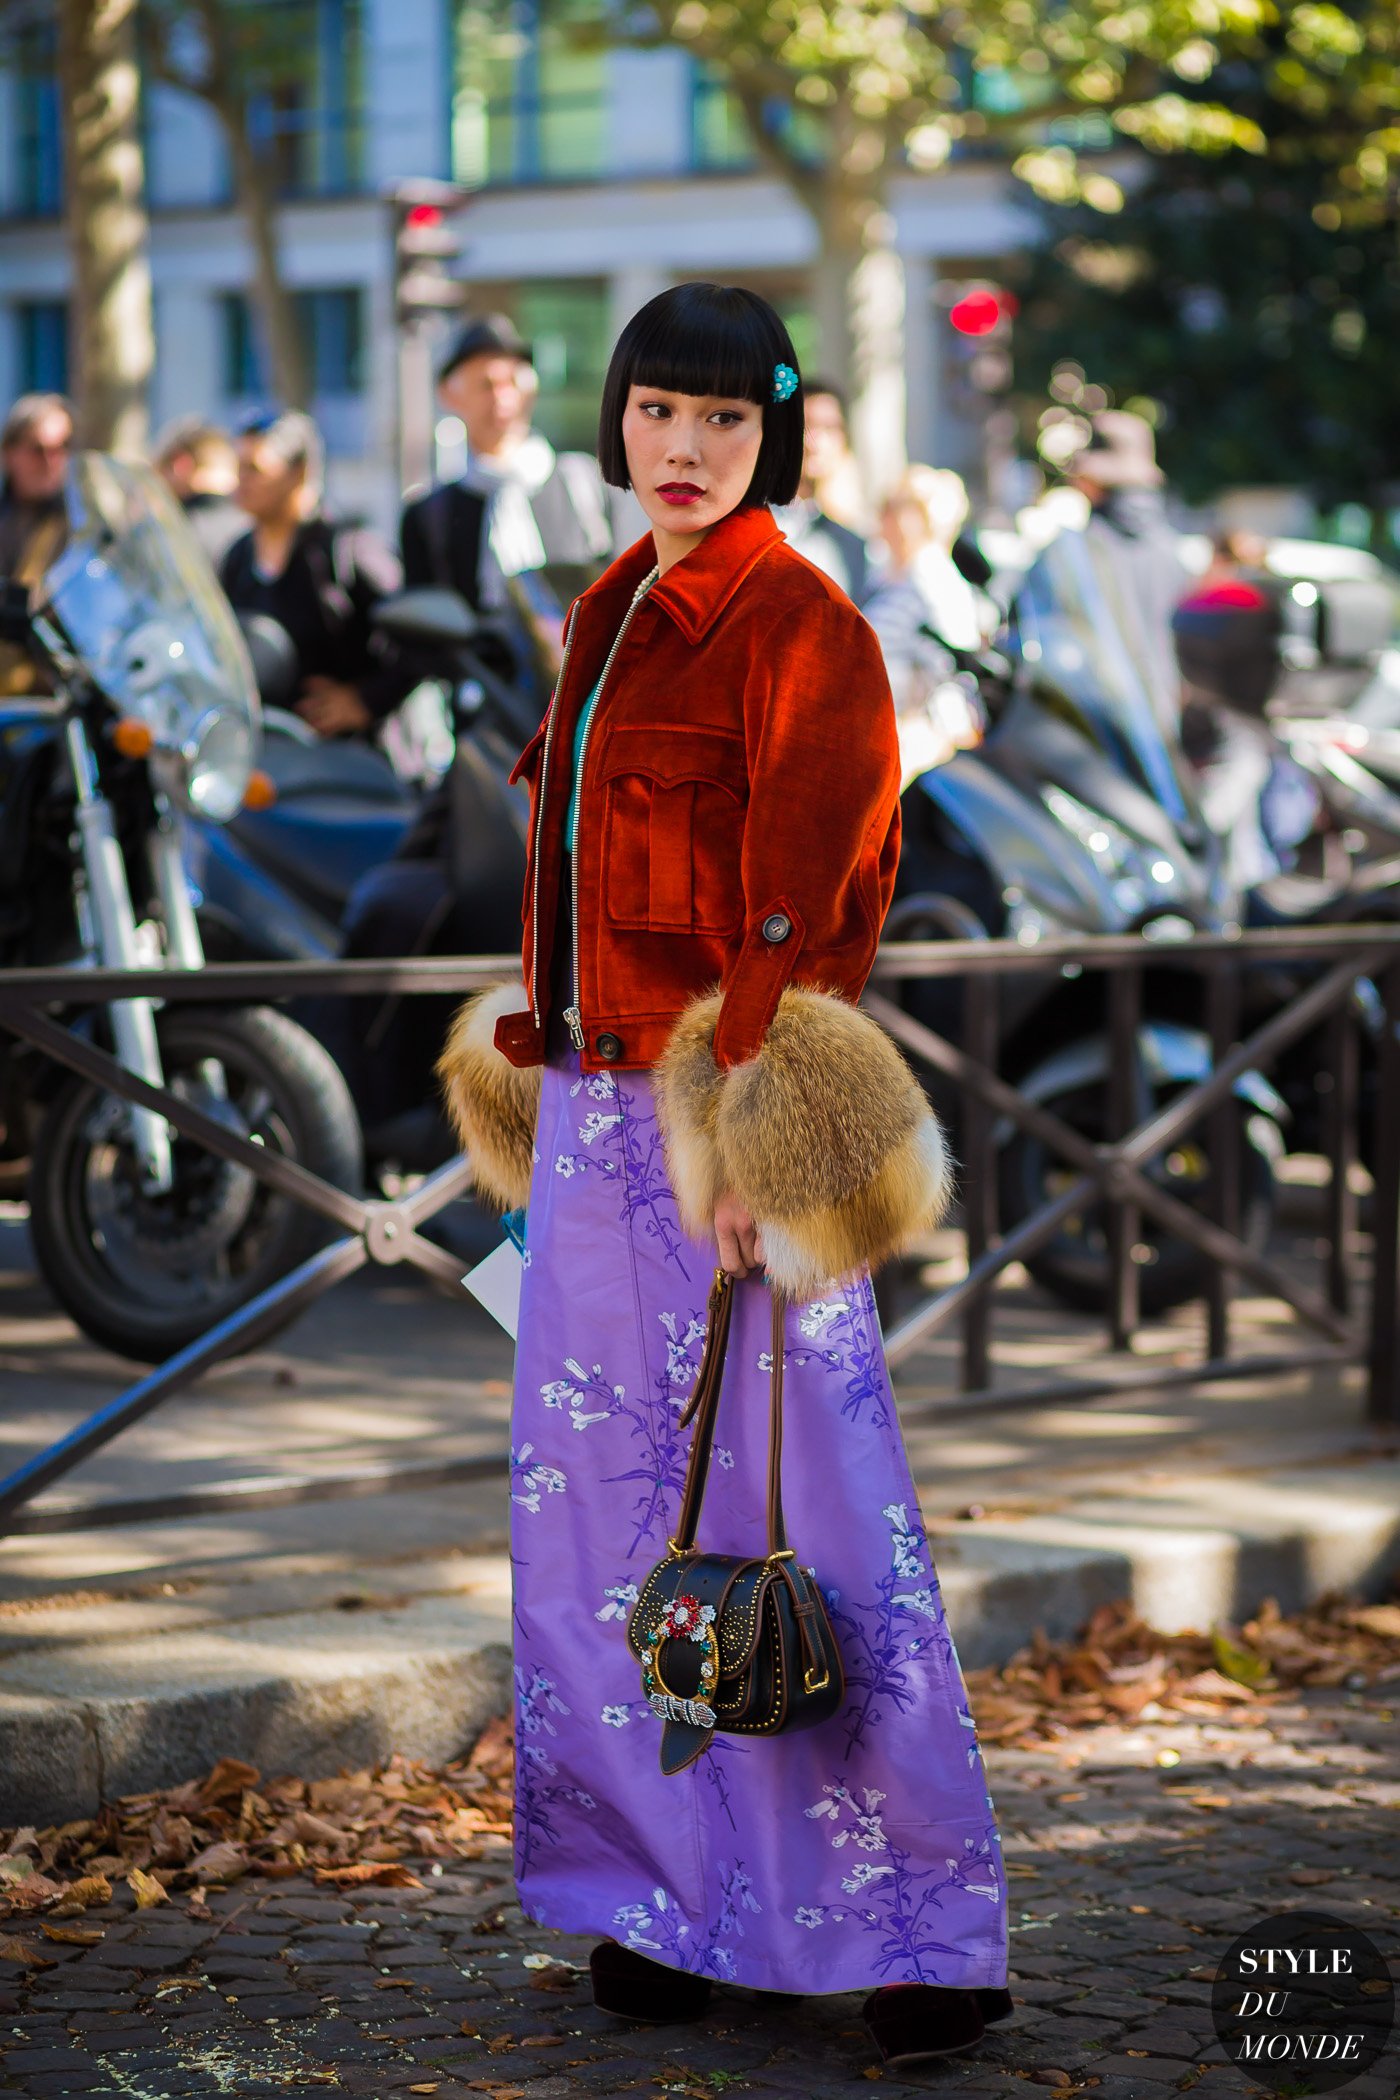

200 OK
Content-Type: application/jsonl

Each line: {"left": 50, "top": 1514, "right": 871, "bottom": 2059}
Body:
{"left": 400, "top": 313, "right": 619, "bottom": 683}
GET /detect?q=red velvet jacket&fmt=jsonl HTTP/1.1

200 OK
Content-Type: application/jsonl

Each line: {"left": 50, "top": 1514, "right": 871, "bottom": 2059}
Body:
{"left": 493, "top": 503, "right": 901, "bottom": 1074}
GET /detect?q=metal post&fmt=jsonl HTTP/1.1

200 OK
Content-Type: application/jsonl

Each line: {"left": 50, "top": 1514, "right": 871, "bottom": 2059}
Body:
{"left": 960, "top": 972, "right": 998, "bottom": 1392}
{"left": 1323, "top": 995, "right": 1359, "bottom": 1316}
{"left": 1366, "top": 962, "right": 1400, "bottom": 1425}
{"left": 1205, "top": 961, "right": 1241, "bottom": 1359}
{"left": 1106, "top": 965, "right": 1141, "bottom": 1350}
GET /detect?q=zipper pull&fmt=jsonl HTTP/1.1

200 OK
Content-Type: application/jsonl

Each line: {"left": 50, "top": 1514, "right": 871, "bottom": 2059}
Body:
{"left": 562, "top": 1004, "right": 586, "bottom": 1052}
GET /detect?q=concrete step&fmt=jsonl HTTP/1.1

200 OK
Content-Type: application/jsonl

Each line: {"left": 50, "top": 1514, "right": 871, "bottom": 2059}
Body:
{"left": 3, "top": 1459, "right": 1398, "bottom": 1827}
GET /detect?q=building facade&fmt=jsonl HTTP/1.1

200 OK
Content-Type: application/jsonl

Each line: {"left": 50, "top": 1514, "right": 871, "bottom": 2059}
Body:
{"left": 0, "top": 0, "right": 1035, "bottom": 533}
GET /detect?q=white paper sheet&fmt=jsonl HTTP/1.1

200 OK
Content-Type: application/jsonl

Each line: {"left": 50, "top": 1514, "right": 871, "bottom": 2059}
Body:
{"left": 462, "top": 1236, "right": 525, "bottom": 1339}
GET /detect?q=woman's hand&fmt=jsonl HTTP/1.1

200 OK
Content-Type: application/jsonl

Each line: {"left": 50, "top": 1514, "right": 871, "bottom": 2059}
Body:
{"left": 714, "top": 1193, "right": 765, "bottom": 1279}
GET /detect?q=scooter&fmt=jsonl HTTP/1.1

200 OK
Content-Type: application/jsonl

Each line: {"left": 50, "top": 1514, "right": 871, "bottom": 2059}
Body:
{"left": 0, "top": 455, "right": 362, "bottom": 1364}
{"left": 186, "top": 589, "right": 532, "bottom": 1181}
{"left": 884, "top": 543, "right": 1286, "bottom": 1316}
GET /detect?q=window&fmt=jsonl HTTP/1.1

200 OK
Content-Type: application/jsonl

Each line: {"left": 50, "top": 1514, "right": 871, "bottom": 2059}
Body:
{"left": 236, "top": 0, "right": 366, "bottom": 196}
{"left": 221, "top": 289, "right": 364, "bottom": 399}
{"left": 17, "top": 302, "right": 69, "bottom": 394}
{"left": 9, "top": 22, "right": 63, "bottom": 216}
{"left": 515, "top": 280, "right": 610, "bottom": 450}
{"left": 453, "top": 3, "right": 825, "bottom": 184}
{"left": 689, "top": 66, "right": 752, "bottom": 173}
{"left": 455, "top": 0, "right": 607, "bottom": 184}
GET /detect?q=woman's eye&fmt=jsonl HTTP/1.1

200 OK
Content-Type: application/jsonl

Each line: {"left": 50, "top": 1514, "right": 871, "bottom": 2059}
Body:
{"left": 710, "top": 411, "right": 742, "bottom": 427}
{"left": 640, "top": 402, "right": 670, "bottom": 420}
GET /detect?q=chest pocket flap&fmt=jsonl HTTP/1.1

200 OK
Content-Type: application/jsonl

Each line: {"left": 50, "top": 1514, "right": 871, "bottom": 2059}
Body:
{"left": 597, "top": 724, "right": 749, "bottom": 933}
{"left": 597, "top": 724, "right": 748, "bottom": 794}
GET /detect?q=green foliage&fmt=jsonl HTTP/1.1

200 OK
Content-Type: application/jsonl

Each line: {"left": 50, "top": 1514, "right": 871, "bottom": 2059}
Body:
{"left": 594, "top": 0, "right": 1400, "bottom": 211}
{"left": 1010, "top": 140, "right": 1400, "bottom": 505}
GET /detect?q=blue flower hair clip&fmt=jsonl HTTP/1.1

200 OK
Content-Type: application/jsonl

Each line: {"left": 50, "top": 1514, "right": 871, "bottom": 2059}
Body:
{"left": 771, "top": 362, "right": 800, "bottom": 403}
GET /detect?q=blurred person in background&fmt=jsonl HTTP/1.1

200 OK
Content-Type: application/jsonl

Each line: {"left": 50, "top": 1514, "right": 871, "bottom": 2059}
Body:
{"left": 772, "top": 376, "right": 870, "bottom": 602}
{"left": 1063, "top": 409, "right": 1187, "bottom": 731}
{"left": 865, "top": 465, "right": 989, "bottom": 664}
{"left": 402, "top": 314, "right": 617, "bottom": 675}
{"left": 0, "top": 393, "right": 73, "bottom": 693}
{"left": 220, "top": 409, "right": 407, "bottom": 737}
{"left": 153, "top": 415, "right": 245, "bottom": 568}
{"left": 863, "top": 466, "right": 989, "bottom": 785}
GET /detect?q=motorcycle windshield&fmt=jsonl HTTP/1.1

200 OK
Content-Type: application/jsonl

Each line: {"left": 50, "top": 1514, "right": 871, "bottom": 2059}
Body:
{"left": 1012, "top": 527, "right": 1196, "bottom": 832}
{"left": 36, "top": 453, "right": 260, "bottom": 819}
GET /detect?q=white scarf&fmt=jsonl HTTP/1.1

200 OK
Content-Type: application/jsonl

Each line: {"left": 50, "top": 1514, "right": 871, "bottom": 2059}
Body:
{"left": 463, "top": 432, "right": 557, "bottom": 588}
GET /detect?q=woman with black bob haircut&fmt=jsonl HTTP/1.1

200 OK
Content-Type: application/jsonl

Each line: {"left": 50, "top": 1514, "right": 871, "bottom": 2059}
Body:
{"left": 440, "top": 280, "right": 1010, "bottom": 2069}
{"left": 597, "top": 280, "right": 805, "bottom": 511}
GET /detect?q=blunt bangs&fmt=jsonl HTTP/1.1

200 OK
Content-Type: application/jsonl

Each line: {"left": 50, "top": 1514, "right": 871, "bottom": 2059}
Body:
{"left": 598, "top": 281, "right": 804, "bottom": 508}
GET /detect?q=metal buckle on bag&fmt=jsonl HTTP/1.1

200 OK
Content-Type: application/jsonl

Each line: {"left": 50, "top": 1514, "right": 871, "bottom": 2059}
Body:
{"left": 764, "top": 1549, "right": 795, "bottom": 1565}
{"left": 804, "top": 1663, "right": 831, "bottom": 1694}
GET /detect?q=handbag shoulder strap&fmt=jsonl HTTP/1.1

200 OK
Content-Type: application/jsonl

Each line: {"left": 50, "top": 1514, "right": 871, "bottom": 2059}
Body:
{"left": 671, "top": 1270, "right": 789, "bottom": 1561}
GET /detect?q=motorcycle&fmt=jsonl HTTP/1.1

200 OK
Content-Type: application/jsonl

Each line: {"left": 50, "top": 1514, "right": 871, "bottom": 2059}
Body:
{"left": 0, "top": 453, "right": 361, "bottom": 1363}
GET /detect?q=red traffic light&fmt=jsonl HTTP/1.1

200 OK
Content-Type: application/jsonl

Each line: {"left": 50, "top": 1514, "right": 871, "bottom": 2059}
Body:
{"left": 405, "top": 203, "right": 443, "bottom": 229}
{"left": 949, "top": 287, "right": 1016, "bottom": 337}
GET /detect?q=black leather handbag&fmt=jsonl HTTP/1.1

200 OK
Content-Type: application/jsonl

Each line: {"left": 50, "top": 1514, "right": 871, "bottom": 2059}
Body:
{"left": 626, "top": 1270, "right": 844, "bottom": 1776}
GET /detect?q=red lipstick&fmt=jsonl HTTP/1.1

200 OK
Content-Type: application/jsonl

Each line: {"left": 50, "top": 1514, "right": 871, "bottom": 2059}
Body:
{"left": 657, "top": 482, "right": 704, "bottom": 507}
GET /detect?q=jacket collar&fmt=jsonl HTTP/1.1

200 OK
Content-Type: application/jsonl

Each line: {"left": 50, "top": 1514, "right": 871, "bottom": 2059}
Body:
{"left": 578, "top": 504, "right": 783, "bottom": 645}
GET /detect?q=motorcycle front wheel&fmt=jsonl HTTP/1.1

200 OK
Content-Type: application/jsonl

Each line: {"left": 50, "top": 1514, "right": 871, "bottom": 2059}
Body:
{"left": 28, "top": 1004, "right": 362, "bottom": 1364}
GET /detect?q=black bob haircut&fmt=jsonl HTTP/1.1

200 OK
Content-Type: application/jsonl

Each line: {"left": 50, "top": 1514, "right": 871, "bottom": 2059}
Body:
{"left": 597, "top": 282, "right": 804, "bottom": 509}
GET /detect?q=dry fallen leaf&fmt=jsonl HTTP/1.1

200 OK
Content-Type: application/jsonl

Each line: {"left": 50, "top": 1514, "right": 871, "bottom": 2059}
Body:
{"left": 186, "top": 1842, "right": 248, "bottom": 1885}
{"left": 409, "top": 2086, "right": 440, "bottom": 2094}
{"left": 199, "top": 1757, "right": 261, "bottom": 1806}
{"left": 315, "top": 1862, "right": 424, "bottom": 1889}
{"left": 41, "top": 1924, "right": 103, "bottom": 1946}
{"left": 0, "top": 1934, "right": 53, "bottom": 1968}
{"left": 528, "top": 1963, "right": 582, "bottom": 1991}
{"left": 127, "top": 1868, "right": 169, "bottom": 1910}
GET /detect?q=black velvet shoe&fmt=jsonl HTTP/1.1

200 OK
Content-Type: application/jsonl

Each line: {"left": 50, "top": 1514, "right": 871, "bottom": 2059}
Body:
{"left": 589, "top": 1939, "right": 712, "bottom": 2023}
{"left": 977, "top": 1985, "right": 1016, "bottom": 2023}
{"left": 862, "top": 1982, "right": 986, "bottom": 2065}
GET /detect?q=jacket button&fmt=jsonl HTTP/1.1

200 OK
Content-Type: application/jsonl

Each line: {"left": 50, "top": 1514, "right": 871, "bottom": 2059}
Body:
{"left": 595, "top": 1031, "right": 623, "bottom": 1061}
{"left": 761, "top": 912, "right": 792, "bottom": 944}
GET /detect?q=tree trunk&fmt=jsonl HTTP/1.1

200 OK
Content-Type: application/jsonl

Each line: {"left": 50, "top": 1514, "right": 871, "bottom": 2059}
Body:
{"left": 735, "top": 91, "right": 908, "bottom": 501}
{"left": 810, "top": 202, "right": 907, "bottom": 500}
{"left": 193, "top": 0, "right": 309, "bottom": 409}
{"left": 56, "top": 0, "right": 154, "bottom": 452}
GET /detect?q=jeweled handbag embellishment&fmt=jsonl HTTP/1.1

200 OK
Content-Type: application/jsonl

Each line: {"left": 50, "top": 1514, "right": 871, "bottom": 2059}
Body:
{"left": 642, "top": 1593, "right": 720, "bottom": 1726}
{"left": 626, "top": 1270, "right": 845, "bottom": 1776}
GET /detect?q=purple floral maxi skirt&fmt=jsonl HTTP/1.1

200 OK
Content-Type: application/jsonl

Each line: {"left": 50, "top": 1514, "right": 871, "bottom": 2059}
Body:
{"left": 509, "top": 1048, "right": 1009, "bottom": 1994}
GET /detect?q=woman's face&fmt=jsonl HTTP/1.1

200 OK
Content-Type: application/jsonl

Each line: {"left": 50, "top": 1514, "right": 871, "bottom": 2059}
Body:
{"left": 621, "top": 385, "right": 764, "bottom": 540}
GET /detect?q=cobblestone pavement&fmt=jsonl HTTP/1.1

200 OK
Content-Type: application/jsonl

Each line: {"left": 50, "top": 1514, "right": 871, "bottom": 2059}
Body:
{"left": 1, "top": 1683, "right": 1395, "bottom": 2100}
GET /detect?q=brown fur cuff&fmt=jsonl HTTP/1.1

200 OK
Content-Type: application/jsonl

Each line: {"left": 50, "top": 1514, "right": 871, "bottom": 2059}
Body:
{"left": 654, "top": 987, "right": 950, "bottom": 1301}
{"left": 436, "top": 983, "right": 542, "bottom": 1212}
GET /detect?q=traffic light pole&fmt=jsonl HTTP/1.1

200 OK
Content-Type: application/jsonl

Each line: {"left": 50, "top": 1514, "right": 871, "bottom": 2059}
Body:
{"left": 386, "top": 180, "right": 470, "bottom": 501}
{"left": 398, "top": 326, "right": 436, "bottom": 498}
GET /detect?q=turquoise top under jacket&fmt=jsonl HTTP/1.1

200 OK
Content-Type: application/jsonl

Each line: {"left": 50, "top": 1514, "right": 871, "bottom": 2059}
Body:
{"left": 565, "top": 676, "right": 604, "bottom": 854}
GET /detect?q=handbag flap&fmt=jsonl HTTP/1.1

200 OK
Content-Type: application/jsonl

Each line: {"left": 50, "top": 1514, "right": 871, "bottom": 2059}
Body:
{"left": 627, "top": 1552, "right": 762, "bottom": 1662}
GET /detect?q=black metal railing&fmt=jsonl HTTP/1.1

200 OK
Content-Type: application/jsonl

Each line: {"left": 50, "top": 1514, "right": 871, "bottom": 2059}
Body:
{"left": 1, "top": 921, "right": 1396, "bottom": 1533}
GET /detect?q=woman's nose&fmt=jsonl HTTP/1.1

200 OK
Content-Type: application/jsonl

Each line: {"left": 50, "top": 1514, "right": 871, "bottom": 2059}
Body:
{"left": 666, "top": 424, "right": 702, "bottom": 465}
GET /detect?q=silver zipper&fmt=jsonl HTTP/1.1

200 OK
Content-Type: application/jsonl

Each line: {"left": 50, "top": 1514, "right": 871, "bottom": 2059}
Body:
{"left": 561, "top": 566, "right": 660, "bottom": 1053}
{"left": 528, "top": 600, "right": 581, "bottom": 1030}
